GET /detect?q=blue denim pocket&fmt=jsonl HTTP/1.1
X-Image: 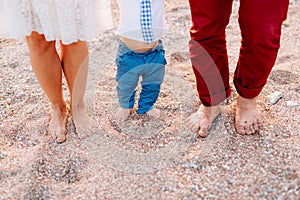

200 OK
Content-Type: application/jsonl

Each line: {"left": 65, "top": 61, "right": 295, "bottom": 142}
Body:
{"left": 156, "top": 48, "right": 167, "bottom": 66}
{"left": 115, "top": 55, "right": 128, "bottom": 81}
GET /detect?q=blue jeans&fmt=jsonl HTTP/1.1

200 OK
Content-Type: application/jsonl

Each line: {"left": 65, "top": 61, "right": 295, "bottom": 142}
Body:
{"left": 115, "top": 40, "right": 167, "bottom": 114}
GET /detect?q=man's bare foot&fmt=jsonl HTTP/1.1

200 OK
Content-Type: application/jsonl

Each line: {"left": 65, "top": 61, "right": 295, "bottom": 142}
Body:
{"left": 186, "top": 104, "right": 221, "bottom": 137}
{"left": 147, "top": 108, "right": 161, "bottom": 118}
{"left": 72, "top": 104, "right": 97, "bottom": 138}
{"left": 49, "top": 104, "right": 67, "bottom": 143}
{"left": 115, "top": 108, "right": 132, "bottom": 122}
{"left": 235, "top": 95, "right": 262, "bottom": 135}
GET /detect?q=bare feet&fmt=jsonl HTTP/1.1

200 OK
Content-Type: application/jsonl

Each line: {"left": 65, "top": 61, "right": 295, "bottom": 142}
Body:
{"left": 186, "top": 104, "right": 221, "bottom": 137}
{"left": 235, "top": 95, "right": 262, "bottom": 135}
{"left": 48, "top": 104, "right": 67, "bottom": 143}
{"left": 72, "top": 104, "right": 96, "bottom": 138}
{"left": 147, "top": 108, "right": 161, "bottom": 118}
{"left": 115, "top": 108, "right": 132, "bottom": 122}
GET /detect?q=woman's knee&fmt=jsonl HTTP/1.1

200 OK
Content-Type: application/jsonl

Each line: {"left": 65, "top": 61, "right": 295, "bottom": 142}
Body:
{"left": 60, "top": 40, "right": 88, "bottom": 53}
{"left": 25, "top": 31, "right": 54, "bottom": 52}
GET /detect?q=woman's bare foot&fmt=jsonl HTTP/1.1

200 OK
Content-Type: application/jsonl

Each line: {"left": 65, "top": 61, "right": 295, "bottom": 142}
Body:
{"left": 147, "top": 108, "right": 161, "bottom": 118}
{"left": 115, "top": 108, "right": 132, "bottom": 122}
{"left": 186, "top": 104, "right": 221, "bottom": 137}
{"left": 235, "top": 95, "right": 262, "bottom": 135}
{"left": 48, "top": 103, "right": 67, "bottom": 143}
{"left": 72, "top": 104, "right": 96, "bottom": 138}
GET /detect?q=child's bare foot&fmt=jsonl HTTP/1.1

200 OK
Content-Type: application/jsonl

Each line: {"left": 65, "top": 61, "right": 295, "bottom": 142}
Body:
{"left": 186, "top": 104, "right": 221, "bottom": 137}
{"left": 72, "top": 104, "right": 96, "bottom": 138}
{"left": 115, "top": 108, "right": 132, "bottom": 122}
{"left": 48, "top": 103, "right": 67, "bottom": 143}
{"left": 235, "top": 95, "right": 262, "bottom": 135}
{"left": 147, "top": 108, "right": 161, "bottom": 118}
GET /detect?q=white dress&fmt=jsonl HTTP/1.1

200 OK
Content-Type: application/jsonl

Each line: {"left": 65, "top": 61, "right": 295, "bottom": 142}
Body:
{"left": 0, "top": 0, "right": 114, "bottom": 44}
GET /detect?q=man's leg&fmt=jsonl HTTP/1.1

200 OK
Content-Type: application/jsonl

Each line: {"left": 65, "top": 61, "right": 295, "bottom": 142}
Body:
{"left": 234, "top": 0, "right": 289, "bottom": 134}
{"left": 187, "top": 0, "right": 233, "bottom": 137}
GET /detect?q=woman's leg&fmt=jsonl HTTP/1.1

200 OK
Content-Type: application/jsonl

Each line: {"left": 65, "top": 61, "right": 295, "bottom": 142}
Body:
{"left": 60, "top": 41, "right": 95, "bottom": 138}
{"left": 25, "top": 32, "right": 67, "bottom": 143}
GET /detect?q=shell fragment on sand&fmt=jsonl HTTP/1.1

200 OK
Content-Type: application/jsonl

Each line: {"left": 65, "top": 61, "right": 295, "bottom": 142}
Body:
{"left": 286, "top": 101, "right": 300, "bottom": 108}
{"left": 268, "top": 91, "right": 283, "bottom": 105}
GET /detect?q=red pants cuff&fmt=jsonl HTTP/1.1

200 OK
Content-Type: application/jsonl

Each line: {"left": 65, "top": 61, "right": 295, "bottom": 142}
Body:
{"left": 199, "top": 88, "right": 231, "bottom": 107}
{"left": 234, "top": 79, "right": 264, "bottom": 99}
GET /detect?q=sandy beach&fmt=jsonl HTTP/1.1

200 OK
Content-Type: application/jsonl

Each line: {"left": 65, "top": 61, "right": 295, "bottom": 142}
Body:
{"left": 0, "top": 1, "right": 299, "bottom": 199}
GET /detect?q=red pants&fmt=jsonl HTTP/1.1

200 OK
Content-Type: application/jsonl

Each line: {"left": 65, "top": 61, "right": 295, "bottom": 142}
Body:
{"left": 189, "top": 0, "right": 289, "bottom": 106}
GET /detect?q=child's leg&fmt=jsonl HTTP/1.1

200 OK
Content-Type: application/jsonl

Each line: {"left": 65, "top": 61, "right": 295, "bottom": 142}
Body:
{"left": 138, "top": 40, "right": 166, "bottom": 116}
{"left": 115, "top": 86, "right": 137, "bottom": 122}
{"left": 138, "top": 67, "right": 165, "bottom": 116}
{"left": 115, "top": 40, "right": 141, "bottom": 122}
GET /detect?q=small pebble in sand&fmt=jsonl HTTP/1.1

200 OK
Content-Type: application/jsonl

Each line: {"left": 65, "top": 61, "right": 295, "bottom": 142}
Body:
{"left": 268, "top": 91, "right": 283, "bottom": 105}
{"left": 286, "top": 100, "right": 300, "bottom": 108}
{"left": 190, "top": 186, "right": 198, "bottom": 192}
{"left": 6, "top": 97, "right": 12, "bottom": 105}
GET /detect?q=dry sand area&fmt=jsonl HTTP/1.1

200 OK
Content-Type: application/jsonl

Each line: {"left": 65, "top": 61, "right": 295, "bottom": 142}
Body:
{"left": 0, "top": 1, "right": 299, "bottom": 199}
